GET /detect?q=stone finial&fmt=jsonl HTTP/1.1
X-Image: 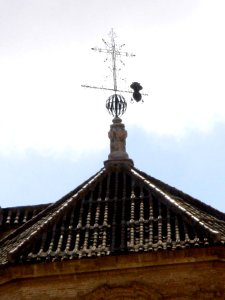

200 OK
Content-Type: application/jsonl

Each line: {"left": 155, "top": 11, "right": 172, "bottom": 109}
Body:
{"left": 104, "top": 117, "right": 133, "bottom": 168}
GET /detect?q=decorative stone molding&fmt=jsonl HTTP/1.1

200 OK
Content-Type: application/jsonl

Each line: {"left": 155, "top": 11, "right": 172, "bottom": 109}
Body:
{"left": 105, "top": 117, "right": 133, "bottom": 168}
{"left": 108, "top": 117, "right": 128, "bottom": 159}
{"left": 81, "top": 282, "right": 159, "bottom": 300}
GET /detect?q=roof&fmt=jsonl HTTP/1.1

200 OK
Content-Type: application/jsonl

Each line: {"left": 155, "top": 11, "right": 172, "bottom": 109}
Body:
{"left": 0, "top": 164, "right": 224, "bottom": 267}
{"left": 0, "top": 204, "right": 49, "bottom": 241}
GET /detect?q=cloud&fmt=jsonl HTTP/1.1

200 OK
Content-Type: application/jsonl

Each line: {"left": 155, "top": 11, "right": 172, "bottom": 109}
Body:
{"left": 125, "top": 0, "right": 225, "bottom": 135}
{"left": 0, "top": 0, "right": 225, "bottom": 158}
{"left": 0, "top": 46, "right": 109, "bottom": 158}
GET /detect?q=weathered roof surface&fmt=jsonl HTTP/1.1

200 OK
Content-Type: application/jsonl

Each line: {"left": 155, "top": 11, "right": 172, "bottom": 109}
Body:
{"left": 0, "top": 165, "right": 224, "bottom": 266}
{"left": 0, "top": 204, "right": 49, "bottom": 241}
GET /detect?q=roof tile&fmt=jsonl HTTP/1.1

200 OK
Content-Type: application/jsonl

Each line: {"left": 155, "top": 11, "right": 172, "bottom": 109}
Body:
{"left": 0, "top": 166, "right": 224, "bottom": 266}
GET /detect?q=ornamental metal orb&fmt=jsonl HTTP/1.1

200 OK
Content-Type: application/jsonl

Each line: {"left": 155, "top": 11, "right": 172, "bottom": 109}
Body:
{"left": 106, "top": 94, "right": 127, "bottom": 117}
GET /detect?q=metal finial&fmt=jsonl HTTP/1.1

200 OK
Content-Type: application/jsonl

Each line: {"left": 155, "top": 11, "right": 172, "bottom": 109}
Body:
{"left": 106, "top": 94, "right": 127, "bottom": 118}
{"left": 81, "top": 29, "right": 147, "bottom": 117}
{"left": 91, "top": 29, "right": 135, "bottom": 93}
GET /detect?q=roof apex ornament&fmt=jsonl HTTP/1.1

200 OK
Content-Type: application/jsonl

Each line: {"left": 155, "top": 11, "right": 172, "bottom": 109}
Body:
{"left": 106, "top": 94, "right": 127, "bottom": 118}
{"left": 81, "top": 29, "right": 147, "bottom": 118}
{"left": 81, "top": 29, "right": 146, "bottom": 167}
{"left": 91, "top": 28, "right": 135, "bottom": 94}
{"left": 104, "top": 117, "right": 133, "bottom": 168}
{"left": 130, "top": 82, "right": 143, "bottom": 102}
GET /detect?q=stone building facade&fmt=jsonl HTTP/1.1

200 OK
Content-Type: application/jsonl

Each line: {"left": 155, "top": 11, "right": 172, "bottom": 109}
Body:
{"left": 0, "top": 117, "right": 224, "bottom": 299}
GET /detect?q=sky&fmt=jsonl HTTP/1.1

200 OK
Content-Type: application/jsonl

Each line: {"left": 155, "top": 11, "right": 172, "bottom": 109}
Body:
{"left": 0, "top": 0, "right": 225, "bottom": 212}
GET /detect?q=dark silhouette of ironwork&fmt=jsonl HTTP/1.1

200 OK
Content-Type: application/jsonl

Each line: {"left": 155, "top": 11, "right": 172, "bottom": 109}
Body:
{"left": 106, "top": 94, "right": 127, "bottom": 117}
{"left": 130, "top": 82, "right": 143, "bottom": 102}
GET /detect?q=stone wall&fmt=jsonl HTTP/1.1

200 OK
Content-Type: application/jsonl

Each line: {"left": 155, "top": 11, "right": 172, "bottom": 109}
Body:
{"left": 0, "top": 247, "right": 224, "bottom": 300}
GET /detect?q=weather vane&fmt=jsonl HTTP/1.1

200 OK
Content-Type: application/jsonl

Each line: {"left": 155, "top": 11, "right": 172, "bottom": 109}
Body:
{"left": 81, "top": 29, "right": 147, "bottom": 118}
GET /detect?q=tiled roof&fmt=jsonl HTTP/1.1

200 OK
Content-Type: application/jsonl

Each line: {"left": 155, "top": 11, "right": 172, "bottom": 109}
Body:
{"left": 0, "top": 164, "right": 224, "bottom": 266}
{"left": 0, "top": 204, "right": 49, "bottom": 240}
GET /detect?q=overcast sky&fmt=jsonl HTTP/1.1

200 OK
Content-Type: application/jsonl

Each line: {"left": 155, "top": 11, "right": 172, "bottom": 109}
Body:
{"left": 0, "top": 0, "right": 225, "bottom": 212}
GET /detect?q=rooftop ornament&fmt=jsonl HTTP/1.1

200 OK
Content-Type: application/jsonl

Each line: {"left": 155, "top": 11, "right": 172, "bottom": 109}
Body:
{"left": 82, "top": 29, "right": 147, "bottom": 119}
{"left": 106, "top": 94, "right": 127, "bottom": 118}
{"left": 81, "top": 29, "right": 148, "bottom": 167}
{"left": 130, "top": 82, "right": 143, "bottom": 102}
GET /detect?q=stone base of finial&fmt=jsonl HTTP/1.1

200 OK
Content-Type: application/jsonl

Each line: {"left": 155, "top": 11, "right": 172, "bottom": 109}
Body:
{"left": 104, "top": 158, "right": 134, "bottom": 169}
{"left": 106, "top": 116, "right": 133, "bottom": 169}
{"left": 108, "top": 150, "right": 129, "bottom": 160}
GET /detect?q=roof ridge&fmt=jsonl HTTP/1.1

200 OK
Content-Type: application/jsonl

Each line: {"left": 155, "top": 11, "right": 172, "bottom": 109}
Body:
{"left": 130, "top": 167, "right": 225, "bottom": 242}
{"left": 0, "top": 168, "right": 106, "bottom": 248}
{"left": 1, "top": 203, "right": 50, "bottom": 210}
{"left": 132, "top": 167, "right": 225, "bottom": 220}
{"left": 5, "top": 168, "right": 107, "bottom": 263}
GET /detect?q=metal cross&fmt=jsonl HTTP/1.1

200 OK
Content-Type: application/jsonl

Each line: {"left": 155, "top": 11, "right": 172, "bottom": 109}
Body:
{"left": 82, "top": 29, "right": 135, "bottom": 93}
{"left": 81, "top": 29, "right": 148, "bottom": 109}
{"left": 91, "top": 29, "right": 135, "bottom": 92}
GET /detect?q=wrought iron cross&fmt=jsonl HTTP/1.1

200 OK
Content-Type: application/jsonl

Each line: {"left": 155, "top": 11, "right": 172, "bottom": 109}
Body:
{"left": 91, "top": 29, "right": 135, "bottom": 92}
{"left": 82, "top": 29, "right": 147, "bottom": 118}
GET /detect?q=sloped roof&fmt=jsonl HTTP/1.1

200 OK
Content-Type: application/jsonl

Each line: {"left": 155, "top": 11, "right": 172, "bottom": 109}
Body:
{"left": 0, "top": 164, "right": 224, "bottom": 267}
{"left": 0, "top": 204, "right": 49, "bottom": 238}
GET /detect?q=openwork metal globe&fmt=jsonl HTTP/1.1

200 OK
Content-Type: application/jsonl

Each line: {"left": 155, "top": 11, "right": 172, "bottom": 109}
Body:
{"left": 106, "top": 94, "right": 127, "bottom": 118}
